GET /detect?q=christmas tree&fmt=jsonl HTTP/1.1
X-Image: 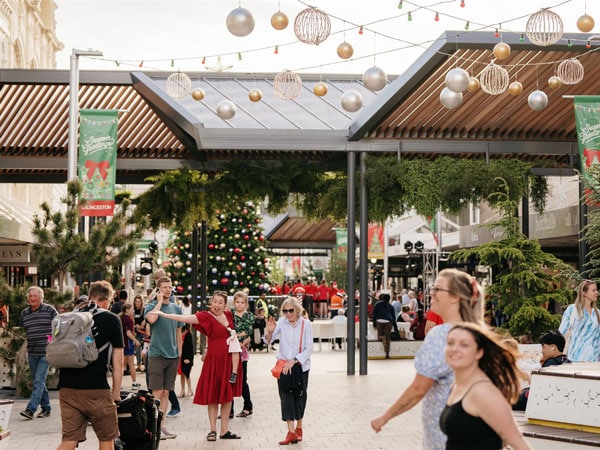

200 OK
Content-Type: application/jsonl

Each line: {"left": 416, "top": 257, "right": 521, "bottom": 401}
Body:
{"left": 164, "top": 201, "right": 271, "bottom": 298}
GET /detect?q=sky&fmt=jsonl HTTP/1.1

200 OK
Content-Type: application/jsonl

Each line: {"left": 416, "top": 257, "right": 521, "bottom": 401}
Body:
{"left": 53, "top": 0, "right": 600, "bottom": 76}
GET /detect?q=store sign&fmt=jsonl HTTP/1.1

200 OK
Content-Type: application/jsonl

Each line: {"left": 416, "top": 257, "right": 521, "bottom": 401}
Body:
{"left": 0, "top": 246, "right": 30, "bottom": 263}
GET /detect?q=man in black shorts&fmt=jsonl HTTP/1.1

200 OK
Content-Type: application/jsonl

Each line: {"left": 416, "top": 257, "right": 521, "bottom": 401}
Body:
{"left": 57, "top": 280, "right": 124, "bottom": 450}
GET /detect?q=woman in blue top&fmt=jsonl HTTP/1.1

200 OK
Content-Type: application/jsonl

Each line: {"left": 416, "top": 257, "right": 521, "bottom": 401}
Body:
{"left": 559, "top": 279, "right": 600, "bottom": 362}
{"left": 265, "top": 296, "right": 313, "bottom": 446}
{"left": 371, "top": 269, "right": 485, "bottom": 450}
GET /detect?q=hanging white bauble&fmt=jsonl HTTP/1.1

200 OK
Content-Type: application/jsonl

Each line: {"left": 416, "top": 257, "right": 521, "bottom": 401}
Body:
{"left": 528, "top": 90, "right": 548, "bottom": 111}
{"left": 216, "top": 100, "right": 237, "bottom": 120}
{"left": 439, "top": 87, "right": 463, "bottom": 109}
{"left": 166, "top": 72, "right": 191, "bottom": 99}
{"left": 341, "top": 90, "right": 363, "bottom": 112}
{"left": 362, "top": 66, "right": 387, "bottom": 92}
{"left": 445, "top": 68, "right": 470, "bottom": 93}
{"left": 226, "top": 7, "right": 255, "bottom": 37}
{"left": 525, "top": 9, "right": 564, "bottom": 46}
{"left": 556, "top": 58, "right": 585, "bottom": 85}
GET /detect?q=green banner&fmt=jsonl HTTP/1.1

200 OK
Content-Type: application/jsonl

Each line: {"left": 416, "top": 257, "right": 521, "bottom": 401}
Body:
{"left": 335, "top": 228, "right": 347, "bottom": 253}
{"left": 78, "top": 109, "right": 118, "bottom": 216}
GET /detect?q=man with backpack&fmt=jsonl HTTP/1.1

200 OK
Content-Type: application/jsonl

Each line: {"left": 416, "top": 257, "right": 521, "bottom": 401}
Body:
{"left": 20, "top": 286, "right": 57, "bottom": 420}
{"left": 56, "top": 280, "right": 124, "bottom": 450}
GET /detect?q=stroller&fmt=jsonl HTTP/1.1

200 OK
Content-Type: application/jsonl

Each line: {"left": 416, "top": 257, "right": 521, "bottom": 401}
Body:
{"left": 251, "top": 315, "right": 266, "bottom": 351}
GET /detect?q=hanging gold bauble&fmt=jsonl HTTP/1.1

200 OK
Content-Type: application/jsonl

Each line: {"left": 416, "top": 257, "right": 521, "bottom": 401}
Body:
{"left": 493, "top": 42, "right": 511, "bottom": 60}
{"left": 467, "top": 77, "right": 480, "bottom": 93}
{"left": 191, "top": 88, "right": 205, "bottom": 101}
{"left": 577, "top": 14, "right": 595, "bottom": 33}
{"left": 248, "top": 88, "right": 262, "bottom": 102}
{"left": 337, "top": 41, "right": 354, "bottom": 59}
{"left": 548, "top": 76, "right": 562, "bottom": 89}
{"left": 508, "top": 81, "right": 523, "bottom": 96}
{"left": 313, "top": 82, "right": 328, "bottom": 96}
{"left": 271, "top": 11, "right": 289, "bottom": 30}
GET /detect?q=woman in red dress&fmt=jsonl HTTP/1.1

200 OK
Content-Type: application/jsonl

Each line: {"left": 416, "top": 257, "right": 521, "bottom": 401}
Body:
{"left": 153, "top": 290, "right": 242, "bottom": 442}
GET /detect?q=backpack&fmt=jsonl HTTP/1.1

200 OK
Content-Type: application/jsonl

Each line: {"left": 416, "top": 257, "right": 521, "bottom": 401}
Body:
{"left": 46, "top": 307, "right": 110, "bottom": 369}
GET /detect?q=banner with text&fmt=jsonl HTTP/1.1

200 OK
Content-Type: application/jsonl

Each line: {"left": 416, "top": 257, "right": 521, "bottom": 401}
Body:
{"left": 574, "top": 97, "right": 600, "bottom": 205}
{"left": 367, "top": 223, "right": 384, "bottom": 260}
{"left": 335, "top": 228, "right": 348, "bottom": 254}
{"left": 78, "top": 109, "right": 118, "bottom": 216}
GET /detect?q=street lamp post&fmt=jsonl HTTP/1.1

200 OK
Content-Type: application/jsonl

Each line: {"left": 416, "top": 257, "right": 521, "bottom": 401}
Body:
{"left": 68, "top": 48, "right": 103, "bottom": 181}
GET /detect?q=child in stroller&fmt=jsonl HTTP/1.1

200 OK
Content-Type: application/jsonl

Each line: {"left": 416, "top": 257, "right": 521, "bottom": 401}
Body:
{"left": 251, "top": 306, "right": 266, "bottom": 351}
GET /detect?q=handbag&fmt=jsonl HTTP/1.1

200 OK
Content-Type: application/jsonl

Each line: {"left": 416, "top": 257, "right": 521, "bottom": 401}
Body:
{"left": 270, "top": 319, "right": 304, "bottom": 379}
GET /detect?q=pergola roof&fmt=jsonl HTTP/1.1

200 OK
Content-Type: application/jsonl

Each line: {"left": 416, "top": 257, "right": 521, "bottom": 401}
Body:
{"left": 1, "top": 30, "right": 594, "bottom": 184}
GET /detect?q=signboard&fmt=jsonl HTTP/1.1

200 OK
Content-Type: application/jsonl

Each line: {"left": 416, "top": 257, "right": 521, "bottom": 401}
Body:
{"left": 0, "top": 246, "right": 30, "bottom": 263}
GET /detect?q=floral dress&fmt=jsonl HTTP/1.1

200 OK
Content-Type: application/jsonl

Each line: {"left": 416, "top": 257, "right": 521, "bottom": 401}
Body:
{"left": 559, "top": 304, "right": 600, "bottom": 362}
{"left": 414, "top": 323, "right": 453, "bottom": 450}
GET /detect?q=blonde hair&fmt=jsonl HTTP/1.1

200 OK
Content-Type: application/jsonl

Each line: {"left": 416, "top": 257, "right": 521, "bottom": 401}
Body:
{"left": 280, "top": 296, "right": 302, "bottom": 318}
{"left": 574, "top": 280, "right": 600, "bottom": 324}
{"left": 233, "top": 291, "right": 248, "bottom": 309}
{"left": 438, "top": 268, "right": 485, "bottom": 326}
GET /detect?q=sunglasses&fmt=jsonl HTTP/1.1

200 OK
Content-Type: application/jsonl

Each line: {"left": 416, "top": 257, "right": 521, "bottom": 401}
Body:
{"left": 430, "top": 286, "right": 451, "bottom": 294}
{"left": 282, "top": 308, "right": 295, "bottom": 314}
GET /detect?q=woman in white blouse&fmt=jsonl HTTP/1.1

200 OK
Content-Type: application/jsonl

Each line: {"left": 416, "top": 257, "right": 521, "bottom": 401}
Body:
{"left": 265, "top": 297, "right": 313, "bottom": 445}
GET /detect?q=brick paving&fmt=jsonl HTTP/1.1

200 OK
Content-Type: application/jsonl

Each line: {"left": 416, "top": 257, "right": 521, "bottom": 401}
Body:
{"left": 5, "top": 345, "right": 423, "bottom": 449}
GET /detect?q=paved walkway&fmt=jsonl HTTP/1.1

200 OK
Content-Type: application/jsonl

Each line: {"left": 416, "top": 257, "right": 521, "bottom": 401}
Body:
{"left": 4, "top": 346, "right": 423, "bottom": 449}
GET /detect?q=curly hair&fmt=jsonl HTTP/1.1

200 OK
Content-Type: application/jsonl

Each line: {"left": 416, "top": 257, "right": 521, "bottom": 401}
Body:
{"left": 449, "top": 322, "right": 521, "bottom": 404}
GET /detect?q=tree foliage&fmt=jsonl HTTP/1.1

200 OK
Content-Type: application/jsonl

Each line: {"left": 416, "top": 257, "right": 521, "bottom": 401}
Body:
{"left": 450, "top": 179, "right": 574, "bottom": 340}
{"left": 32, "top": 180, "right": 147, "bottom": 293}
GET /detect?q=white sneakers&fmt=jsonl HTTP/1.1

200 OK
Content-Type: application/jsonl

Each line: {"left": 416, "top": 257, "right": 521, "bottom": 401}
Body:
{"left": 160, "top": 428, "right": 177, "bottom": 440}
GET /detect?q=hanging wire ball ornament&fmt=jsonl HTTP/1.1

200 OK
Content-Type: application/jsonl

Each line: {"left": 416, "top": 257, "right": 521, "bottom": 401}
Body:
{"left": 525, "top": 9, "right": 564, "bottom": 46}
{"left": 273, "top": 70, "right": 303, "bottom": 100}
{"left": 166, "top": 72, "right": 192, "bottom": 99}
{"left": 528, "top": 90, "right": 549, "bottom": 111}
{"left": 341, "top": 90, "right": 363, "bottom": 112}
{"left": 362, "top": 66, "right": 387, "bottom": 92}
{"left": 445, "top": 68, "right": 470, "bottom": 93}
{"left": 478, "top": 62, "right": 509, "bottom": 95}
{"left": 294, "top": 7, "right": 331, "bottom": 45}
{"left": 226, "top": 7, "right": 255, "bottom": 37}
{"left": 216, "top": 100, "right": 237, "bottom": 120}
{"left": 440, "top": 87, "right": 463, "bottom": 109}
{"left": 556, "top": 58, "right": 585, "bottom": 85}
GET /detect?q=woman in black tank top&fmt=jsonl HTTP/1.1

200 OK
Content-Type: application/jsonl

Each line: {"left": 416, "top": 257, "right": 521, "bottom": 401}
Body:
{"left": 440, "top": 323, "right": 533, "bottom": 450}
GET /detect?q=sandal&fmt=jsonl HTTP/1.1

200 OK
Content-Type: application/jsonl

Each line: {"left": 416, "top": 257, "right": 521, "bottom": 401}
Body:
{"left": 236, "top": 410, "right": 253, "bottom": 418}
{"left": 207, "top": 431, "right": 217, "bottom": 442}
{"left": 220, "top": 431, "right": 241, "bottom": 439}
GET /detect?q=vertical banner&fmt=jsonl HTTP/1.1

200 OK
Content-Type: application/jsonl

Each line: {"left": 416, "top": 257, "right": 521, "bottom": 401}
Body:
{"left": 335, "top": 228, "right": 348, "bottom": 254}
{"left": 574, "top": 97, "right": 600, "bottom": 205}
{"left": 78, "top": 109, "right": 118, "bottom": 216}
{"left": 367, "top": 223, "right": 384, "bottom": 260}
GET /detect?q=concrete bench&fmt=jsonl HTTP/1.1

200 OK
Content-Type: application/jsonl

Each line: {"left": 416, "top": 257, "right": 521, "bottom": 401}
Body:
{"left": 367, "top": 339, "right": 422, "bottom": 359}
{"left": 515, "top": 411, "right": 600, "bottom": 449}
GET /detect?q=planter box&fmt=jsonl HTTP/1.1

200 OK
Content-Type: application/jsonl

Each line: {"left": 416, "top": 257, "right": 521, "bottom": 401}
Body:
{"left": 0, "top": 400, "right": 13, "bottom": 449}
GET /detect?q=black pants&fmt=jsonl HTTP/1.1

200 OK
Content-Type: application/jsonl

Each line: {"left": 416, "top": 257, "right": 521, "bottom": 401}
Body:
{"left": 278, "top": 370, "right": 309, "bottom": 421}
{"left": 376, "top": 321, "right": 393, "bottom": 356}
{"left": 232, "top": 360, "right": 253, "bottom": 413}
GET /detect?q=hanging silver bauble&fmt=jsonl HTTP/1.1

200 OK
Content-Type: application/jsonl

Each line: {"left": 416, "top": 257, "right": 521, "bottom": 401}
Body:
{"left": 445, "top": 68, "right": 470, "bottom": 93}
{"left": 527, "top": 90, "right": 548, "bottom": 111}
{"left": 341, "top": 90, "right": 363, "bottom": 112}
{"left": 362, "top": 66, "right": 387, "bottom": 92}
{"left": 166, "top": 72, "right": 192, "bottom": 99}
{"left": 226, "top": 7, "right": 255, "bottom": 37}
{"left": 216, "top": 100, "right": 237, "bottom": 120}
{"left": 440, "top": 87, "right": 463, "bottom": 109}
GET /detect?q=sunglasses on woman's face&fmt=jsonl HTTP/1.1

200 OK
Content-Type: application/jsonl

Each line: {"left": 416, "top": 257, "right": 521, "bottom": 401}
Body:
{"left": 282, "top": 308, "right": 295, "bottom": 314}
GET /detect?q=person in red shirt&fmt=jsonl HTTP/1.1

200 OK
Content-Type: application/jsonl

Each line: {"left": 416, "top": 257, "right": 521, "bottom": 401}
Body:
{"left": 282, "top": 282, "right": 291, "bottom": 296}
{"left": 271, "top": 282, "right": 282, "bottom": 295}
{"left": 316, "top": 280, "right": 330, "bottom": 318}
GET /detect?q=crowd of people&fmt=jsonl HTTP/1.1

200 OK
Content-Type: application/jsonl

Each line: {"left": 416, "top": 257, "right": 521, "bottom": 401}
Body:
{"left": 14, "top": 272, "right": 600, "bottom": 449}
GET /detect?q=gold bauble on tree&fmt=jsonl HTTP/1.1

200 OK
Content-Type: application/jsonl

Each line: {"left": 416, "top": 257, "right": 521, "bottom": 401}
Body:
{"left": 508, "top": 81, "right": 523, "bottom": 96}
{"left": 577, "top": 14, "right": 595, "bottom": 33}
{"left": 548, "top": 75, "right": 562, "bottom": 89}
{"left": 337, "top": 41, "right": 354, "bottom": 59}
{"left": 313, "top": 82, "right": 328, "bottom": 96}
{"left": 191, "top": 88, "right": 205, "bottom": 101}
{"left": 248, "top": 88, "right": 262, "bottom": 102}
{"left": 271, "top": 11, "right": 289, "bottom": 30}
{"left": 493, "top": 42, "right": 511, "bottom": 60}
{"left": 467, "top": 77, "right": 480, "bottom": 93}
